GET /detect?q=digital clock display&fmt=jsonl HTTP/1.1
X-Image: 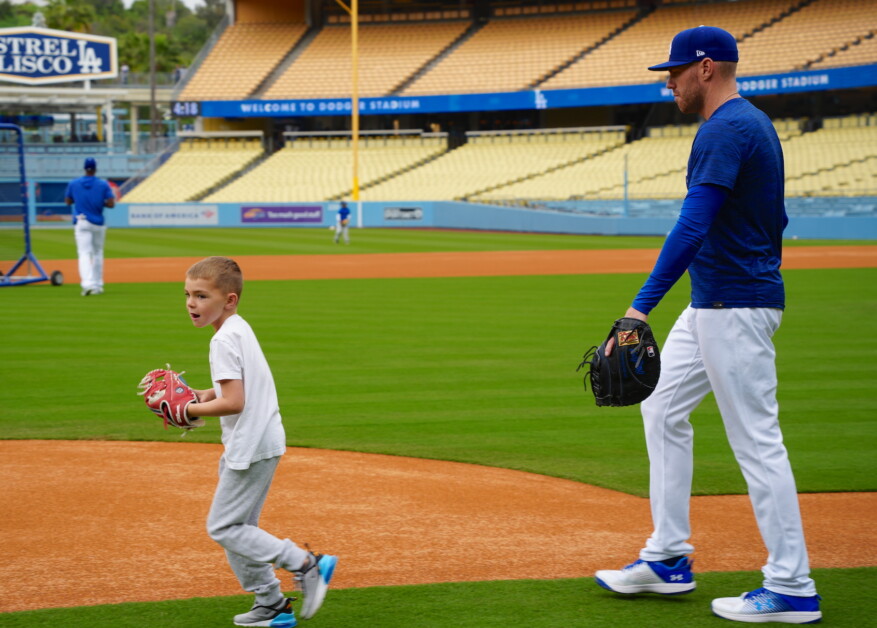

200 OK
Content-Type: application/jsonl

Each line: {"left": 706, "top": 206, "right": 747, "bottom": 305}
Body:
{"left": 171, "top": 101, "right": 200, "bottom": 117}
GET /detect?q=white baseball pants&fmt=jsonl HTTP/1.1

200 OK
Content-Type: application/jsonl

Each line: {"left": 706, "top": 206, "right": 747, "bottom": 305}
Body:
{"left": 207, "top": 456, "right": 309, "bottom": 605}
{"left": 74, "top": 219, "right": 107, "bottom": 292}
{"left": 334, "top": 222, "right": 349, "bottom": 244}
{"left": 638, "top": 306, "right": 816, "bottom": 596}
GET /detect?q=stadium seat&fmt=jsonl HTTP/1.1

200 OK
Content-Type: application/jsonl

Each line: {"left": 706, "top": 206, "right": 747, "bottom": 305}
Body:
{"left": 542, "top": 0, "right": 798, "bottom": 89}
{"left": 122, "top": 139, "right": 265, "bottom": 203}
{"left": 810, "top": 29, "right": 877, "bottom": 69}
{"left": 783, "top": 116, "right": 877, "bottom": 196}
{"left": 362, "top": 129, "right": 626, "bottom": 201}
{"left": 737, "top": 0, "right": 877, "bottom": 75}
{"left": 402, "top": 11, "right": 636, "bottom": 95}
{"left": 477, "top": 128, "right": 690, "bottom": 202}
{"left": 204, "top": 135, "right": 447, "bottom": 202}
{"left": 264, "top": 22, "right": 470, "bottom": 99}
{"left": 179, "top": 23, "right": 308, "bottom": 100}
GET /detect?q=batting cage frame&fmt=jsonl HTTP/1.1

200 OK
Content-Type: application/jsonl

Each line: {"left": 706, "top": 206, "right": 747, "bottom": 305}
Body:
{"left": 0, "top": 123, "right": 63, "bottom": 287}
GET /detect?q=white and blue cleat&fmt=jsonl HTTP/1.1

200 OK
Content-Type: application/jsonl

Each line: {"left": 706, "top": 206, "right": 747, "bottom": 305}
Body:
{"left": 712, "top": 587, "right": 822, "bottom": 624}
{"left": 595, "top": 557, "right": 696, "bottom": 595}
{"left": 297, "top": 552, "right": 338, "bottom": 620}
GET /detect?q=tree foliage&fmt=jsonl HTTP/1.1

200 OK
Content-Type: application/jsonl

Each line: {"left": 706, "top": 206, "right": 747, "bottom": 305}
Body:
{"left": 45, "top": 0, "right": 96, "bottom": 33}
{"left": 0, "top": 0, "right": 37, "bottom": 27}
{"left": 0, "top": 0, "right": 225, "bottom": 73}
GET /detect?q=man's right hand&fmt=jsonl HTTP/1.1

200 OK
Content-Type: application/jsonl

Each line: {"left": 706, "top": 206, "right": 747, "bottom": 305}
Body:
{"left": 604, "top": 307, "right": 649, "bottom": 356}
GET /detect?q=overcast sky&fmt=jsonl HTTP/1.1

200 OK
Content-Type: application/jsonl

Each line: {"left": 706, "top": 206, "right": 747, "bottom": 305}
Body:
{"left": 14, "top": 0, "right": 207, "bottom": 11}
{"left": 122, "top": 0, "right": 206, "bottom": 10}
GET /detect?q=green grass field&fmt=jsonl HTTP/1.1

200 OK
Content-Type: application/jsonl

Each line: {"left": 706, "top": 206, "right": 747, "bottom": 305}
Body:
{"left": 2, "top": 568, "right": 875, "bottom": 628}
{"left": 2, "top": 228, "right": 874, "bottom": 626}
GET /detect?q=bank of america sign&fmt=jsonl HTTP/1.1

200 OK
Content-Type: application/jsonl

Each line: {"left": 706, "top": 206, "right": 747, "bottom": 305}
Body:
{"left": 0, "top": 27, "right": 117, "bottom": 85}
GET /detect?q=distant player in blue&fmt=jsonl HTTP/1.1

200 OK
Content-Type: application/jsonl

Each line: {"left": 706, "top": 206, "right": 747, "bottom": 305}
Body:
{"left": 594, "top": 27, "right": 821, "bottom": 624}
{"left": 334, "top": 201, "right": 351, "bottom": 245}
{"left": 65, "top": 157, "right": 115, "bottom": 296}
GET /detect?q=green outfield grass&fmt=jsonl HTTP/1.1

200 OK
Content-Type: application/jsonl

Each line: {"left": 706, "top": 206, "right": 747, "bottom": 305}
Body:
{"left": 24, "top": 226, "right": 877, "bottom": 260}
{"left": 0, "top": 568, "right": 873, "bottom": 628}
{"left": 28, "top": 227, "right": 669, "bottom": 259}
{"left": 2, "top": 266, "right": 874, "bottom": 495}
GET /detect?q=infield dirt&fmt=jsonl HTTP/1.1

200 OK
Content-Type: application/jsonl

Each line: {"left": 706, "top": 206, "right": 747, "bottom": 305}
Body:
{"left": 2, "top": 441, "right": 876, "bottom": 613}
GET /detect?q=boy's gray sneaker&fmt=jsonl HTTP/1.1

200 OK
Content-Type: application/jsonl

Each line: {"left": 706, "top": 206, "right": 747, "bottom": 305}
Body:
{"left": 296, "top": 552, "right": 338, "bottom": 620}
{"left": 233, "top": 597, "right": 297, "bottom": 627}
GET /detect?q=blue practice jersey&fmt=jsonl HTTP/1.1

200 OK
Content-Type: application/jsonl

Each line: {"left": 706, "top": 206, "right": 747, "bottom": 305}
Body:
{"left": 66, "top": 175, "right": 114, "bottom": 226}
{"left": 338, "top": 206, "right": 351, "bottom": 221}
{"left": 686, "top": 98, "right": 787, "bottom": 309}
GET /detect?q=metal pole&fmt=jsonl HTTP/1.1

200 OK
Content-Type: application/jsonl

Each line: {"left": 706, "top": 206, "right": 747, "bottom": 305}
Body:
{"left": 105, "top": 99, "right": 114, "bottom": 149}
{"left": 623, "top": 151, "right": 629, "bottom": 218}
{"left": 351, "top": 0, "right": 361, "bottom": 226}
{"left": 11, "top": 125, "right": 30, "bottom": 256}
{"left": 149, "top": 0, "right": 158, "bottom": 152}
{"left": 335, "top": 0, "right": 361, "bottom": 225}
{"left": 130, "top": 105, "right": 139, "bottom": 154}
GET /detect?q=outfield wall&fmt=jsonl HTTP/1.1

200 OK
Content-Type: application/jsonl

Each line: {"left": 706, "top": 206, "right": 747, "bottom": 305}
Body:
{"left": 72, "top": 199, "right": 877, "bottom": 239}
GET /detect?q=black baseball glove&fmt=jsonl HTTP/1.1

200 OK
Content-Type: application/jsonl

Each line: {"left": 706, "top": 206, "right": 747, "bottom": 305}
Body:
{"left": 577, "top": 317, "right": 661, "bottom": 407}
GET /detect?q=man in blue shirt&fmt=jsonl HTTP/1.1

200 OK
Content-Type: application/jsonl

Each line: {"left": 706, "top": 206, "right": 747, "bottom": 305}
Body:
{"left": 65, "top": 157, "right": 115, "bottom": 296}
{"left": 334, "top": 201, "right": 351, "bottom": 245}
{"left": 593, "top": 26, "right": 820, "bottom": 624}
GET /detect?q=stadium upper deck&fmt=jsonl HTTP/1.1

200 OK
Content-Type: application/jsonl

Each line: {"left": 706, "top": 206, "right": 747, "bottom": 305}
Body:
{"left": 177, "top": 0, "right": 877, "bottom": 103}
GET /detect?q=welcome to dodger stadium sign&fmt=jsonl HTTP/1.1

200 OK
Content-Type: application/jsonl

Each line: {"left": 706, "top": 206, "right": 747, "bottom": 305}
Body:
{"left": 0, "top": 27, "right": 117, "bottom": 85}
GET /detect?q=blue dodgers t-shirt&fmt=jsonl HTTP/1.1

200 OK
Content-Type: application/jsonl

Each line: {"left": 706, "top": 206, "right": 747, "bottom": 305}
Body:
{"left": 686, "top": 97, "right": 788, "bottom": 309}
{"left": 66, "top": 176, "right": 114, "bottom": 226}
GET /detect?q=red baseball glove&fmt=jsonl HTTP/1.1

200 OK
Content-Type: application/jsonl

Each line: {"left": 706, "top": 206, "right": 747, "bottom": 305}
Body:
{"left": 137, "top": 365, "right": 204, "bottom": 430}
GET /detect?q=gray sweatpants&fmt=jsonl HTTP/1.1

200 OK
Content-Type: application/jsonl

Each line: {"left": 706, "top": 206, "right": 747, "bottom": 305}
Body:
{"left": 207, "top": 456, "right": 309, "bottom": 605}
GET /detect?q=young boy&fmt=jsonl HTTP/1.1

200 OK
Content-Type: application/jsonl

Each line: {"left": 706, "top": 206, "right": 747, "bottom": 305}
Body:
{"left": 183, "top": 256, "right": 337, "bottom": 627}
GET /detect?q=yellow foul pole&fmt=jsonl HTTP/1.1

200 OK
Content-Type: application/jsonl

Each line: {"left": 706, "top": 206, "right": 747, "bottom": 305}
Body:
{"left": 351, "top": 0, "right": 360, "bottom": 203}
{"left": 335, "top": 0, "right": 360, "bottom": 218}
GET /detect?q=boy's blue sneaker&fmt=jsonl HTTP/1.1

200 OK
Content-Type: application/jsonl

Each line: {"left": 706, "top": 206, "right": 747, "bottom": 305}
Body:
{"left": 595, "top": 557, "right": 696, "bottom": 595}
{"left": 233, "top": 597, "right": 297, "bottom": 627}
{"left": 296, "top": 552, "right": 338, "bottom": 620}
{"left": 712, "top": 587, "right": 822, "bottom": 624}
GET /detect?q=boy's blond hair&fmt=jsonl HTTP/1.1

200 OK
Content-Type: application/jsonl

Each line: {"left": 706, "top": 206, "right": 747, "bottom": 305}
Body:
{"left": 187, "top": 256, "right": 243, "bottom": 297}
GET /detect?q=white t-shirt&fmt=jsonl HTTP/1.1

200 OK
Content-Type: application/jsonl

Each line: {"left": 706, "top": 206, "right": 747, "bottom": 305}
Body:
{"left": 209, "top": 314, "right": 286, "bottom": 470}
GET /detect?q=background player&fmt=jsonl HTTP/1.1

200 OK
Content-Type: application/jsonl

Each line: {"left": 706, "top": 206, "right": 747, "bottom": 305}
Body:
{"left": 65, "top": 157, "right": 115, "bottom": 296}
{"left": 334, "top": 201, "right": 351, "bottom": 244}
{"left": 183, "top": 256, "right": 338, "bottom": 626}
{"left": 593, "top": 26, "right": 821, "bottom": 624}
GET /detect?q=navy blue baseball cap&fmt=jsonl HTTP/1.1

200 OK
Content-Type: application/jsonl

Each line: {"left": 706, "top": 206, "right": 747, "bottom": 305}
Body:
{"left": 648, "top": 26, "right": 738, "bottom": 71}
{"left": 84, "top": 157, "right": 97, "bottom": 170}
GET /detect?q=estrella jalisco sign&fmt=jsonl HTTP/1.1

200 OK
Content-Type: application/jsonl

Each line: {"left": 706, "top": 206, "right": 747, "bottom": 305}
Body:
{"left": 0, "top": 27, "right": 117, "bottom": 85}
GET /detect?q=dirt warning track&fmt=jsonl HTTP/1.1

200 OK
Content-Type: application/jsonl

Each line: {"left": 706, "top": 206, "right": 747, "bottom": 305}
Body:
{"left": 29, "top": 245, "right": 877, "bottom": 284}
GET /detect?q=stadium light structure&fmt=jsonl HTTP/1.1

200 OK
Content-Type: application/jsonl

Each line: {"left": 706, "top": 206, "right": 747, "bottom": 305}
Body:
{"left": 335, "top": 0, "right": 361, "bottom": 226}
